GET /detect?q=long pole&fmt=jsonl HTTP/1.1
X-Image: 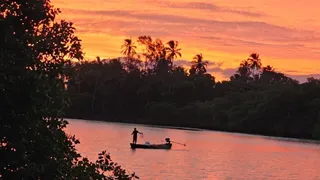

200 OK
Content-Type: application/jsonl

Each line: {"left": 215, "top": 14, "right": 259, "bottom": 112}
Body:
{"left": 161, "top": 140, "right": 186, "bottom": 146}
{"left": 171, "top": 141, "right": 186, "bottom": 146}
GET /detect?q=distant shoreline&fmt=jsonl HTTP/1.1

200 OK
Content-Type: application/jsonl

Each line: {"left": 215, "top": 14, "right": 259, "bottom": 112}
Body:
{"left": 65, "top": 117, "right": 320, "bottom": 144}
{"left": 65, "top": 117, "right": 204, "bottom": 131}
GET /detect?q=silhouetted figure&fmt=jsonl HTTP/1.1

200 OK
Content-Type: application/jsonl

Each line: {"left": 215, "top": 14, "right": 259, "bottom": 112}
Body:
{"left": 131, "top": 128, "right": 142, "bottom": 144}
{"left": 165, "top": 138, "right": 171, "bottom": 144}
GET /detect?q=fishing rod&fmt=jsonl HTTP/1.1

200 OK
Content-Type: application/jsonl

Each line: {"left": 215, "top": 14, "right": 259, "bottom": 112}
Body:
{"left": 161, "top": 140, "right": 186, "bottom": 146}
{"left": 171, "top": 141, "right": 186, "bottom": 146}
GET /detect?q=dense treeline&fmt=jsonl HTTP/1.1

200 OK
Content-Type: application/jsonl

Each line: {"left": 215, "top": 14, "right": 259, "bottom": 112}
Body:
{"left": 66, "top": 37, "right": 320, "bottom": 140}
{"left": 1, "top": 0, "right": 137, "bottom": 179}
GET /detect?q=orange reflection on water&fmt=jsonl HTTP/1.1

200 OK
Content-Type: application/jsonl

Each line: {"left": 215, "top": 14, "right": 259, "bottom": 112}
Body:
{"left": 65, "top": 119, "right": 320, "bottom": 180}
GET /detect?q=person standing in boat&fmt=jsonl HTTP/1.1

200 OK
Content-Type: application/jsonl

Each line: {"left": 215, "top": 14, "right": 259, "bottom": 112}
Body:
{"left": 131, "top": 128, "right": 143, "bottom": 144}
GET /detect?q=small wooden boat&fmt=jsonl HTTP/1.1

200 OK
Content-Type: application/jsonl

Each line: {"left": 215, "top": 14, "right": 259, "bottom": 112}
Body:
{"left": 130, "top": 143, "right": 172, "bottom": 150}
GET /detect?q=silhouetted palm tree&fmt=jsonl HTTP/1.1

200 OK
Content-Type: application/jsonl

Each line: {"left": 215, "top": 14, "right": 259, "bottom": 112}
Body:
{"left": 247, "top": 53, "right": 262, "bottom": 80}
{"left": 165, "top": 40, "right": 181, "bottom": 61}
{"left": 238, "top": 60, "right": 251, "bottom": 77}
{"left": 191, "top": 53, "right": 208, "bottom": 75}
{"left": 230, "top": 60, "right": 252, "bottom": 82}
{"left": 137, "top": 36, "right": 154, "bottom": 59}
{"left": 262, "top": 65, "right": 275, "bottom": 72}
{"left": 121, "top": 38, "right": 137, "bottom": 58}
{"left": 248, "top": 53, "right": 262, "bottom": 70}
{"left": 240, "top": 59, "right": 250, "bottom": 67}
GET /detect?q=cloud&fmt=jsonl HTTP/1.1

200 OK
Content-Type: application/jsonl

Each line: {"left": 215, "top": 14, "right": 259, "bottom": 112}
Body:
{"left": 139, "top": 1, "right": 265, "bottom": 17}
{"left": 198, "top": 36, "right": 307, "bottom": 49}
{"left": 207, "top": 67, "right": 237, "bottom": 78}
{"left": 207, "top": 67, "right": 320, "bottom": 83}
{"left": 64, "top": 8, "right": 261, "bottom": 26}
{"left": 53, "top": 0, "right": 320, "bottom": 82}
{"left": 288, "top": 74, "right": 320, "bottom": 83}
{"left": 203, "top": 64, "right": 320, "bottom": 83}
{"left": 207, "top": 68, "right": 320, "bottom": 83}
{"left": 174, "top": 60, "right": 190, "bottom": 67}
{"left": 282, "top": 69, "right": 300, "bottom": 73}
{"left": 61, "top": 8, "right": 320, "bottom": 62}
{"left": 62, "top": 8, "right": 320, "bottom": 45}
{"left": 179, "top": 2, "right": 265, "bottom": 17}
{"left": 70, "top": 15, "right": 319, "bottom": 60}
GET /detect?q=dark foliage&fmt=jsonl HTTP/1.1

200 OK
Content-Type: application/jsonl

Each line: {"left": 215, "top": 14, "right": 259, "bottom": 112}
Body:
{"left": 66, "top": 39, "right": 320, "bottom": 140}
{"left": 1, "top": 0, "right": 137, "bottom": 179}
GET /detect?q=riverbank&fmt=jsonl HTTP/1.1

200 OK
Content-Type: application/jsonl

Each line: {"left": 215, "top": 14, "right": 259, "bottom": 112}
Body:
{"left": 65, "top": 116, "right": 320, "bottom": 143}
{"left": 65, "top": 115, "right": 204, "bottom": 131}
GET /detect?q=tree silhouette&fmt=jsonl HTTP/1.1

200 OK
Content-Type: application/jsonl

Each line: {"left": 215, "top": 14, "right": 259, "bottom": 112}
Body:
{"left": 230, "top": 60, "right": 252, "bottom": 82}
{"left": 66, "top": 36, "right": 320, "bottom": 144}
{"left": 262, "top": 65, "right": 275, "bottom": 72}
{"left": 121, "top": 38, "right": 137, "bottom": 58}
{"left": 165, "top": 40, "right": 182, "bottom": 61}
{"left": 1, "top": 0, "right": 137, "bottom": 179}
{"left": 247, "top": 53, "right": 262, "bottom": 80}
{"left": 239, "top": 60, "right": 251, "bottom": 77}
{"left": 190, "top": 53, "right": 208, "bottom": 75}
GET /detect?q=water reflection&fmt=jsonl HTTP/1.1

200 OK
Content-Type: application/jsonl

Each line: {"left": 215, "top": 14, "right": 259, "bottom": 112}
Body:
{"left": 65, "top": 119, "right": 320, "bottom": 180}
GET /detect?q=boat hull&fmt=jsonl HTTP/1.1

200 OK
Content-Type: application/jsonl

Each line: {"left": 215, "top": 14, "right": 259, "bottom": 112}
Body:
{"left": 130, "top": 143, "right": 172, "bottom": 149}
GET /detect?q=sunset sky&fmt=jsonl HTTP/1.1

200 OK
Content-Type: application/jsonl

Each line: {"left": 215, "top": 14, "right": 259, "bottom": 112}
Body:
{"left": 52, "top": 0, "right": 320, "bottom": 82}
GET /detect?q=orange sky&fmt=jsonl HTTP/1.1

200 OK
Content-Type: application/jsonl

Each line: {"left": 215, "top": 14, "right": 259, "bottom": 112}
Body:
{"left": 52, "top": 0, "right": 320, "bottom": 82}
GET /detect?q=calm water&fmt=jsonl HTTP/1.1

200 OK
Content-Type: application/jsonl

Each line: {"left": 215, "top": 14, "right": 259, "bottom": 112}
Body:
{"left": 65, "top": 119, "right": 320, "bottom": 180}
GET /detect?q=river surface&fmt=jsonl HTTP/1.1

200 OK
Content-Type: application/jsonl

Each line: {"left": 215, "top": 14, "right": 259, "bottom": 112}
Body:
{"left": 65, "top": 119, "right": 320, "bottom": 180}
